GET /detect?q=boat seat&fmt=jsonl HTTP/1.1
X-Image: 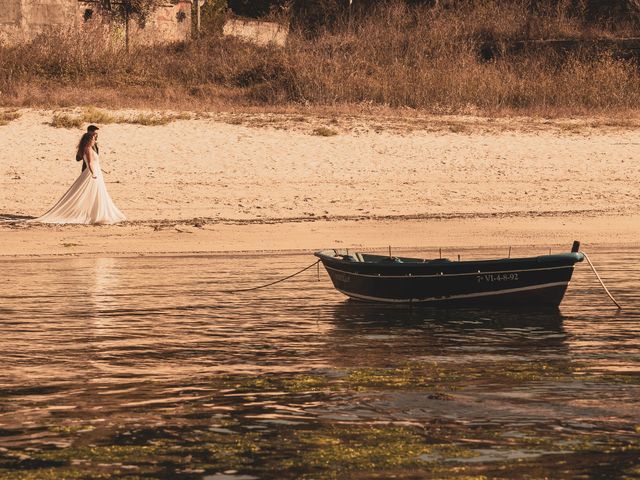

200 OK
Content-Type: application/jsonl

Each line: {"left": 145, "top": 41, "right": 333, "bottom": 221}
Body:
{"left": 426, "top": 258, "right": 451, "bottom": 264}
{"left": 380, "top": 257, "right": 403, "bottom": 263}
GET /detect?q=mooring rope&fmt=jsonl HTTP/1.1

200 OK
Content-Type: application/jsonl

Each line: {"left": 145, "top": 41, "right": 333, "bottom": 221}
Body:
{"left": 225, "top": 260, "right": 321, "bottom": 293}
{"left": 582, "top": 251, "right": 622, "bottom": 310}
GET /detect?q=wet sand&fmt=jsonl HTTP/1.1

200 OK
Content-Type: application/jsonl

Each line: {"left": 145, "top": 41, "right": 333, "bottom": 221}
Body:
{"left": 1, "top": 109, "right": 638, "bottom": 257}
{"left": 1, "top": 215, "right": 638, "bottom": 258}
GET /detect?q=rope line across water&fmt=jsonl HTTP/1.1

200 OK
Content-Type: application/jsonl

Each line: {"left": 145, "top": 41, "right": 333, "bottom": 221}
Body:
{"left": 225, "top": 260, "right": 321, "bottom": 293}
{"left": 581, "top": 251, "right": 622, "bottom": 309}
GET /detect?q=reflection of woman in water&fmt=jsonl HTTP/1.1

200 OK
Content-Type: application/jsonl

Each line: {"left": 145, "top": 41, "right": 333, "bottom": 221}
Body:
{"left": 32, "top": 132, "right": 126, "bottom": 225}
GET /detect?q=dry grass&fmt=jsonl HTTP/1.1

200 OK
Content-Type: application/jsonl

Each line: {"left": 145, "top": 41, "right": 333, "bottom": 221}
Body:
{"left": 2, "top": 1, "right": 640, "bottom": 116}
{"left": 51, "top": 113, "right": 83, "bottom": 129}
{"left": 49, "top": 107, "right": 193, "bottom": 128}
{"left": 128, "top": 113, "right": 179, "bottom": 126}
{"left": 82, "top": 106, "right": 118, "bottom": 124}
{"left": 0, "top": 110, "right": 21, "bottom": 126}
{"left": 312, "top": 126, "right": 338, "bottom": 136}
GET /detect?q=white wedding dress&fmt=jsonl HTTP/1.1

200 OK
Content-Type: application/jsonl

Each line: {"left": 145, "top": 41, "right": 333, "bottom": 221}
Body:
{"left": 32, "top": 152, "right": 126, "bottom": 225}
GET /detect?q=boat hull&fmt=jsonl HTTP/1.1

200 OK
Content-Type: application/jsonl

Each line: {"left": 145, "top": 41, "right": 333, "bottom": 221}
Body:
{"left": 316, "top": 251, "right": 583, "bottom": 307}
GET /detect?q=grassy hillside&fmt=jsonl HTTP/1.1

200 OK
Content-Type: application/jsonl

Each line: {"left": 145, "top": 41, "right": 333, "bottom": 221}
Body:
{"left": 1, "top": 0, "right": 639, "bottom": 115}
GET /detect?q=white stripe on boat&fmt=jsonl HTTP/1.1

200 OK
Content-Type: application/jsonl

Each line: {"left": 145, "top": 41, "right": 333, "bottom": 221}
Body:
{"left": 324, "top": 264, "right": 573, "bottom": 279}
{"left": 335, "top": 281, "right": 569, "bottom": 303}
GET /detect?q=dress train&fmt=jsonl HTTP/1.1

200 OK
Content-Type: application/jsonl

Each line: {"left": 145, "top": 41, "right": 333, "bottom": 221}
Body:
{"left": 32, "top": 153, "right": 125, "bottom": 225}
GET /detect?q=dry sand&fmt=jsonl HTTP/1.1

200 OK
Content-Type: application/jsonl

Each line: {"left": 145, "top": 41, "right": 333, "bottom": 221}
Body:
{"left": 1, "top": 109, "right": 638, "bottom": 257}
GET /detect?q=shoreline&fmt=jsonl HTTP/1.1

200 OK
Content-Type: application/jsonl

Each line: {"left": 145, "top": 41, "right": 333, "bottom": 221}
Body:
{"left": 1, "top": 213, "right": 636, "bottom": 259}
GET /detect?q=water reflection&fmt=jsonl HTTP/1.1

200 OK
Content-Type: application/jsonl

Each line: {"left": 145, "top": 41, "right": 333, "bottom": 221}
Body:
{"left": 0, "top": 248, "right": 638, "bottom": 479}
{"left": 330, "top": 300, "right": 567, "bottom": 330}
{"left": 327, "top": 302, "right": 568, "bottom": 366}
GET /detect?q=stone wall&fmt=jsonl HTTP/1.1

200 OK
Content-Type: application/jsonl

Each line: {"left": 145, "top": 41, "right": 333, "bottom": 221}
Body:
{"left": 0, "top": 0, "right": 76, "bottom": 43}
{"left": 0, "top": 0, "right": 191, "bottom": 45}
{"left": 223, "top": 18, "right": 288, "bottom": 47}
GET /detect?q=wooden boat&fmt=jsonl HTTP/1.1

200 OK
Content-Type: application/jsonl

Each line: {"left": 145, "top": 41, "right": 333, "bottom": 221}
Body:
{"left": 315, "top": 241, "right": 584, "bottom": 307}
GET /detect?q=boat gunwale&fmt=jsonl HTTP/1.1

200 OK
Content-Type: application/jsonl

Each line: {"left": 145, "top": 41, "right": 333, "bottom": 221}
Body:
{"left": 314, "top": 250, "right": 584, "bottom": 268}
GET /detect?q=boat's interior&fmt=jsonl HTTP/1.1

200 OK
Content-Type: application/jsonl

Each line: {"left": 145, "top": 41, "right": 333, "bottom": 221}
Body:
{"left": 330, "top": 250, "right": 451, "bottom": 264}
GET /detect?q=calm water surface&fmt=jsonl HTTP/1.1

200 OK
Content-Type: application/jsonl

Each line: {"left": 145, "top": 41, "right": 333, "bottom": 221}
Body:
{"left": 0, "top": 247, "right": 639, "bottom": 479}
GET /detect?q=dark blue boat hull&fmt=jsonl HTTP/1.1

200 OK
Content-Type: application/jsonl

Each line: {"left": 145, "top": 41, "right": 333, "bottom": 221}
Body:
{"left": 315, "top": 250, "right": 584, "bottom": 307}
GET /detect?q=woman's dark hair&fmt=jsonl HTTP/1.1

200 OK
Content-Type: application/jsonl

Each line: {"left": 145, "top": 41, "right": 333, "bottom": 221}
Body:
{"left": 76, "top": 132, "right": 95, "bottom": 160}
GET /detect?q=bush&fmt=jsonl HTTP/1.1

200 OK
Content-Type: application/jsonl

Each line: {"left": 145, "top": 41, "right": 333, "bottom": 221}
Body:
{"left": 51, "top": 113, "right": 83, "bottom": 129}
{"left": 0, "top": 110, "right": 20, "bottom": 126}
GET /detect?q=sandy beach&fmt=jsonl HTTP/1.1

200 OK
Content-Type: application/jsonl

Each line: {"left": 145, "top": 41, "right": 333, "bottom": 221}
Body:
{"left": 1, "top": 109, "right": 638, "bottom": 257}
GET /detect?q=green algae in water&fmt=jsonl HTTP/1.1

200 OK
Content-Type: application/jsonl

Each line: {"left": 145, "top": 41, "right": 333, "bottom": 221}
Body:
{"left": 0, "top": 468, "right": 115, "bottom": 480}
{"left": 288, "top": 424, "right": 437, "bottom": 479}
{"left": 47, "top": 424, "right": 95, "bottom": 435}
{"left": 178, "top": 360, "right": 575, "bottom": 401}
{"left": 2, "top": 368, "right": 639, "bottom": 479}
{"left": 211, "top": 365, "right": 465, "bottom": 396}
{"left": 216, "top": 373, "right": 330, "bottom": 394}
{"left": 498, "top": 361, "right": 568, "bottom": 382}
{"left": 5, "top": 416, "right": 640, "bottom": 479}
{"left": 345, "top": 366, "right": 438, "bottom": 390}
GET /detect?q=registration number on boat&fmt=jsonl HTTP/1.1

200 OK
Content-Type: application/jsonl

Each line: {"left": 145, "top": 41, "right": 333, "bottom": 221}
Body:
{"left": 333, "top": 272, "right": 351, "bottom": 283}
{"left": 477, "top": 273, "right": 519, "bottom": 283}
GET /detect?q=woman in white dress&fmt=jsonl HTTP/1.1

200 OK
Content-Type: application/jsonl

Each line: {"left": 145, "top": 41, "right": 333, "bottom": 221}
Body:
{"left": 32, "top": 132, "right": 126, "bottom": 225}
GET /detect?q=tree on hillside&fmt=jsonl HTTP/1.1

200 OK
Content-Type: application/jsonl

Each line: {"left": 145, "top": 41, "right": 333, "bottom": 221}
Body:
{"left": 227, "top": 0, "right": 272, "bottom": 17}
{"left": 226, "top": 0, "right": 295, "bottom": 18}
{"left": 197, "top": 0, "right": 228, "bottom": 37}
{"left": 99, "top": 0, "right": 163, "bottom": 51}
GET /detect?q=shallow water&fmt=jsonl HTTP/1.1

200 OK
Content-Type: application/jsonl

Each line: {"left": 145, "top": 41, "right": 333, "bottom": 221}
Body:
{"left": 0, "top": 246, "right": 638, "bottom": 479}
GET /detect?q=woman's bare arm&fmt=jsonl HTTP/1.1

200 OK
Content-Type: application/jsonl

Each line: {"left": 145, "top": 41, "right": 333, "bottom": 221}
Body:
{"left": 85, "top": 147, "right": 97, "bottom": 178}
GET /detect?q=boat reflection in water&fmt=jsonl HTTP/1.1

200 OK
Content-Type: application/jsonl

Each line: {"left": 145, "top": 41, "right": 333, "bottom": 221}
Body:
{"left": 328, "top": 300, "right": 567, "bottom": 330}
